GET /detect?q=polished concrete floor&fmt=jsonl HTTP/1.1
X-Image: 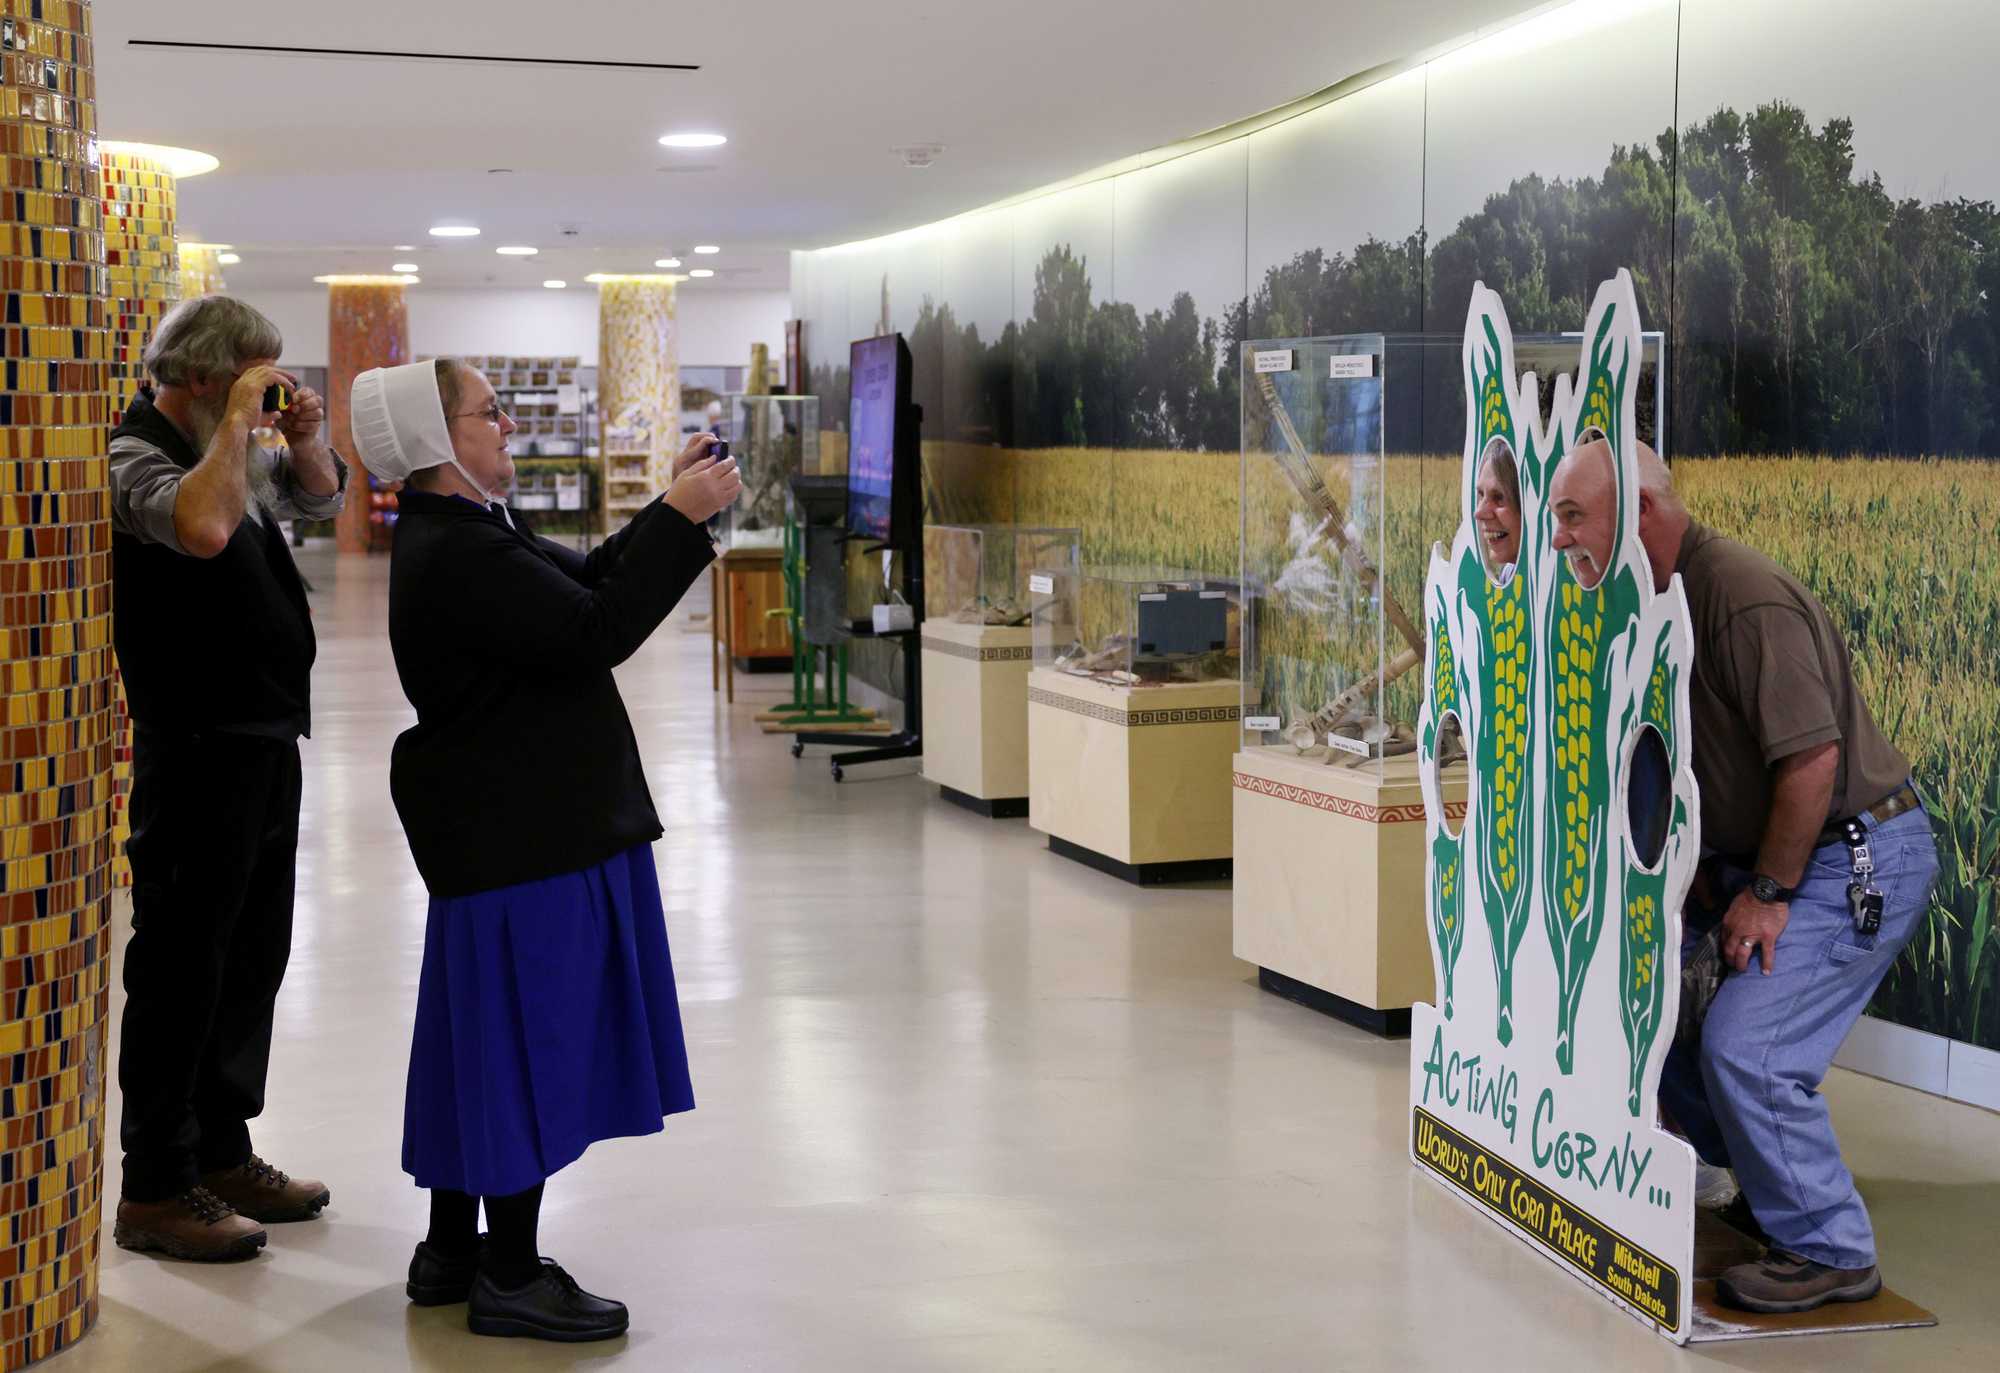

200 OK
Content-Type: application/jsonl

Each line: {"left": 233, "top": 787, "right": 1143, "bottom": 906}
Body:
{"left": 75, "top": 542, "right": 2000, "bottom": 1372}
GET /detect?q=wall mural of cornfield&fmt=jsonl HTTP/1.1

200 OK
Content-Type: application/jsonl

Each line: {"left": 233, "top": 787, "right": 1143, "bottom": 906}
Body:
{"left": 796, "top": 0, "right": 2000, "bottom": 1052}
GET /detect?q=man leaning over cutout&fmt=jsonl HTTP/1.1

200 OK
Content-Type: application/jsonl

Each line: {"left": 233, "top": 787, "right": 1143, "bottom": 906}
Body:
{"left": 1547, "top": 439, "right": 1938, "bottom": 1316}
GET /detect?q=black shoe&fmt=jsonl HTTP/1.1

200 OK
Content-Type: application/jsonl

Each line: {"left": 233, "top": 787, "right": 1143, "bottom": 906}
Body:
{"left": 407, "top": 1237, "right": 485, "bottom": 1306}
{"left": 1712, "top": 1193, "right": 1772, "bottom": 1248}
{"left": 467, "top": 1260, "right": 629, "bottom": 1342}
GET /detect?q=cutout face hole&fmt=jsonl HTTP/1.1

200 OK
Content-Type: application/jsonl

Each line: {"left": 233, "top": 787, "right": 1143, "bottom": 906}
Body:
{"left": 1625, "top": 723, "right": 1672, "bottom": 871}
{"left": 1551, "top": 425, "right": 1613, "bottom": 591}
{"left": 1473, "top": 436, "right": 1522, "bottom": 582}
{"left": 1434, "top": 710, "right": 1467, "bottom": 839}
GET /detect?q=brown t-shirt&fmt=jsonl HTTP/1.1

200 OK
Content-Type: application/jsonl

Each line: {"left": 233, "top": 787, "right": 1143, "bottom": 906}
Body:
{"left": 1674, "top": 521, "right": 1910, "bottom": 858}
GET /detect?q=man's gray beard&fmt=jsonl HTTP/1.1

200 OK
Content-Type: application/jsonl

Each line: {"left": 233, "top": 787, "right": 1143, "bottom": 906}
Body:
{"left": 190, "top": 395, "right": 279, "bottom": 522}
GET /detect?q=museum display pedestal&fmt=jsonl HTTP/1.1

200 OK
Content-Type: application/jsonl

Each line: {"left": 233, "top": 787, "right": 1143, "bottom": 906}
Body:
{"left": 710, "top": 546, "right": 791, "bottom": 702}
{"left": 1027, "top": 668, "right": 1239, "bottom": 883}
{"left": 1232, "top": 748, "right": 1466, "bottom": 1035}
{"left": 920, "top": 622, "right": 1035, "bottom": 817}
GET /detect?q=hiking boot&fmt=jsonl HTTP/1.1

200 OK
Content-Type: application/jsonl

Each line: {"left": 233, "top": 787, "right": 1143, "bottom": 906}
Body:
{"left": 114, "top": 1187, "right": 267, "bottom": 1262}
{"left": 467, "top": 1259, "right": 629, "bottom": 1342}
{"left": 1717, "top": 1249, "right": 1883, "bottom": 1313}
{"left": 408, "top": 1237, "right": 485, "bottom": 1306}
{"left": 201, "top": 1155, "right": 330, "bottom": 1223}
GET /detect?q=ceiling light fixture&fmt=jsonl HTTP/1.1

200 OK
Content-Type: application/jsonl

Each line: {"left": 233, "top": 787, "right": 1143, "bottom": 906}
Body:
{"left": 96, "top": 140, "right": 221, "bottom": 177}
{"left": 654, "top": 257, "right": 682, "bottom": 269}
{"left": 658, "top": 132, "right": 727, "bottom": 148}
{"left": 216, "top": 253, "right": 242, "bottom": 265}
{"left": 429, "top": 224, "right": 480, "bottom": 238}
{"left": 495, "top": 245, "right": 539, "bottom": 256}
{"left": 688, "top": 268, "right": 715, "bottom": 278}
{"left": 543, "top": 280, "right": 568, "bottom": 289}
{"left": 392, "top": 262, "right": 420, "bottom": 273}
{"left": 692, "top": 244, "right": 720, "bottom": 255}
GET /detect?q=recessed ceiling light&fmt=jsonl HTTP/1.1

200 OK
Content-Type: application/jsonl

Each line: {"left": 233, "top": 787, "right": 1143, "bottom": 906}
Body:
{"left": 658, "top": 132, "right": 727, "bottom": 149}
{"left": 495, "top": 245, "right": 539, "bottom": 256}
{"left": 429, "top": 225, "right": 480, "bottom": 238}
{"left": 688, "top": 268, "right": 715, "bottom": 278}
{"left": 693, "top": 244, "right": 720, "bottom": 255}
{"left": 655, "top": 258, "right": 682, "bottom": 269}
{"left": 97, "top": 141, "right": 220, "bottom": 178}
{"left": 543, "top": 280, "right": 568, "bottom": 289}
{"left": 392, "top": 262, "right": 420, "bottom": 273}
{"left": 216, "top": 253, "right": 241, "bottom": 265}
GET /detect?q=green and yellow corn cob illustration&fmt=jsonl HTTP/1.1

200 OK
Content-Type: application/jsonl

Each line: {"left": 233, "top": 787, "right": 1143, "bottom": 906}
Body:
{"left": 1458, "top": 323, "right": 1537, "bottom": 1045}
{"left": 1424, "top": 586, "right": 1467, "bottom": 1019}
{"left": 1617, "top": 621, "right": 1687, "bottom": 1114}
{"left": 1537, "top": 307, "right": 1642, "bottom": 1076}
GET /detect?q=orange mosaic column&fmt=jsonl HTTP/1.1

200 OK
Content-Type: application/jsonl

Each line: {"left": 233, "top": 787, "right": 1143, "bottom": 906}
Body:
{"left": 98, "top": 149, "right": 181, "bottom": 890}
{"left": 596, "top": 277, "right": 681, "bottom": 492}
{"left": 326, "top": 280, "right": 409, "bottom": 553}
{"left": 0, "top": 1, "right": 117, "bottom": 1367}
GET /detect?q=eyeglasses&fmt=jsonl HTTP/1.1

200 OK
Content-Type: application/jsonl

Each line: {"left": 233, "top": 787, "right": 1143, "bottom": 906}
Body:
{"left": 451, "top": 403, "right": 509, "bottom": 426}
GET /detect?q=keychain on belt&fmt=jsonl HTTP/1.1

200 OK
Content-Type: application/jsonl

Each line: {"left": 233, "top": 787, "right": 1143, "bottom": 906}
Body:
{"left": 1837, "top": 818, "right": 1884, "bottom": 936}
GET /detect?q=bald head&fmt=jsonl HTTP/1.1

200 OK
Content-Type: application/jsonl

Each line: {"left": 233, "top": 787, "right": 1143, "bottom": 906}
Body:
{"left": 1548, "top": 435, "right": 1684, "bottom": 592}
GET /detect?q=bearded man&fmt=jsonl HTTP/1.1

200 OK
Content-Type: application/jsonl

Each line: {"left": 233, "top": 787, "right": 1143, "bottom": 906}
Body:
{"left": 108, "top": 295, "right": 344, "bottom": 1260}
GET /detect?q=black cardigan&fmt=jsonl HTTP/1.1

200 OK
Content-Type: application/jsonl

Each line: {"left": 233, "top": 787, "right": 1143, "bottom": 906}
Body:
{"left": 387, "top": 489, "right": 716, "bottom": 897}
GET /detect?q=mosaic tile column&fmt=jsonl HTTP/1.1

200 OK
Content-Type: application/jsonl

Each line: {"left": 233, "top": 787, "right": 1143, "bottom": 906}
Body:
{"left": 326, "top": 281, "right": 409, "bottom": 553}
{"left": 175, "top": 242, "right": 223, "bottom": 297}
{"left": 596, "top": 278, "right": 681, "bottom": 492}
{"left": 0, "top": 0, "right": 116, "bottom": 1367}
{"left": 99, "top": 149, "right": 181, "bottom": 890}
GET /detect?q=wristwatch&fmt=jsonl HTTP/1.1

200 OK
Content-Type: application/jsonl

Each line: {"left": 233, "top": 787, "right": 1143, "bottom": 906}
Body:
{"left": 1750, "top": 873, "right": 1795, "bottom": 904}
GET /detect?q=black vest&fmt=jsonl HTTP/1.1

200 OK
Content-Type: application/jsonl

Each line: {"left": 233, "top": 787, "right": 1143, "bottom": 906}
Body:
{"left": 111, "top": 394, "right": 317, "bottom": 738}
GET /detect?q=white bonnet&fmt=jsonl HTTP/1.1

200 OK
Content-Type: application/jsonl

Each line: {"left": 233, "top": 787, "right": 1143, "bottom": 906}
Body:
{"left": 349, "top": 361, "right": 455, "bottom": 483}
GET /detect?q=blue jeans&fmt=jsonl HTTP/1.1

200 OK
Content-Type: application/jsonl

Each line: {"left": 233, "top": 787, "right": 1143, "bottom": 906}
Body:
{"left": 1658, "top": 803, "right": 1939, "bottom": 1269}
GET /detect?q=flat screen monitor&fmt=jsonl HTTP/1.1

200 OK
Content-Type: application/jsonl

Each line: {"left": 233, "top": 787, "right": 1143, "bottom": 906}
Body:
{"left": 845, "top": 333, "right": 911, "bottom": 544}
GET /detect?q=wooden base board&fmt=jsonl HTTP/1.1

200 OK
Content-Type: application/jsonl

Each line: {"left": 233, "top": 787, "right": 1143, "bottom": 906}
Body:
{"left": 1684, "top": 1207, "right": 1936, "bottom": 1342}
{"left": 754, "top": 706, "right": 879, "bottom": 723}
{"left": 759, "top": 719, "right": 895, "bottom": 735}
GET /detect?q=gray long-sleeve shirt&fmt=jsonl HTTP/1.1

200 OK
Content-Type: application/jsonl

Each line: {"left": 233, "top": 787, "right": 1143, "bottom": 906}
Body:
{"left": 110, "top": 432, "right": 349, "bottom": 553}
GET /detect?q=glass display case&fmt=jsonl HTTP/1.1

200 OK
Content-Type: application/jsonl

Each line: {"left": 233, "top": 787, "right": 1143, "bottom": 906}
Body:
{"left": 1031, "top": 565, "right": 1247, "bottom": 686}
{"left": 924, "top": 524, "right": 1081, "bottom": 625}
{"left": 1240, "top": 334, "right": 1403, "bottom": 774}
{"left": 716, "top": 393, "right": 819, "bottom": 550}
{"left": 1239, "top": 331, "right": 1665, "bottom": 774}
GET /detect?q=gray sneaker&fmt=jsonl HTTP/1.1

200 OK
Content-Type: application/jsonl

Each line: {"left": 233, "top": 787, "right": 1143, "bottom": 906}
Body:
{"left": 1717, "top": 1249, "right": 1882, "bottom": 1313}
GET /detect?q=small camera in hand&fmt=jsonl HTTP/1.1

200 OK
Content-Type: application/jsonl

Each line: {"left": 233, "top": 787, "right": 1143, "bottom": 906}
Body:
{"left": 263, "top": 384, "right": 292, "bottom": 413}
{"left": 713, "top": 438, "right": 730, "bottom": 463}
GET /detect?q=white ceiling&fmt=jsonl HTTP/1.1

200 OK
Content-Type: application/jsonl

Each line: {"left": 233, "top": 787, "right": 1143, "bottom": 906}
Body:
{"left": 95, "top": 0, "right": 1532, "bottom": 294}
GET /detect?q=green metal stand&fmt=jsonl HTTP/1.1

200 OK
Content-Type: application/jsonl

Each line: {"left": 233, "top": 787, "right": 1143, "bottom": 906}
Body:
{"left": 764, "top": 510, "right": 873, "bottom": 727}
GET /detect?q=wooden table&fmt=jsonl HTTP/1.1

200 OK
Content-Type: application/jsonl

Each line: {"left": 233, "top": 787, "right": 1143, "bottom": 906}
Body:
{"left": 710, "top": 545, "right": 790, "bottom": 703}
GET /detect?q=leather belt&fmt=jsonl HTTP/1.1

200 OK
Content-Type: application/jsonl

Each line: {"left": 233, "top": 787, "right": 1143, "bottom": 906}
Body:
{"left": 1816, "top": 783, "right": 1922, "bottom": 850}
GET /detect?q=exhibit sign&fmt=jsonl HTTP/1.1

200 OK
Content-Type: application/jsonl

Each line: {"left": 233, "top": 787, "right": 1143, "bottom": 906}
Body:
{"left": 1410, "top": 271, "right": 1701, "bottom": 1342}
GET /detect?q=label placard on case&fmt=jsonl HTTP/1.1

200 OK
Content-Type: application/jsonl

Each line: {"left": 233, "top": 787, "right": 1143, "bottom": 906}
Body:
{"left": 1330, "top": 354, "right": 1377, "bottom": 380}
{"left": 1326, "top": 733, "right": 1371, "bottom": 758}
{"left": 1244, "top": 715, "right": 1282, "bottom": 733}
{"left": 1028, "top": 574, "right": 1054, "bottom": 595}
{"left": 1253, "top": 349, "right": 1295, "bottom": 374}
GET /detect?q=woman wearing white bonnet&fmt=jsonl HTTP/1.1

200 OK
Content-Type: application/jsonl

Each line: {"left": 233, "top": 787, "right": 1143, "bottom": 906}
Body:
{"left": 350, "top": 358, "right": 739, "bottom": 1342}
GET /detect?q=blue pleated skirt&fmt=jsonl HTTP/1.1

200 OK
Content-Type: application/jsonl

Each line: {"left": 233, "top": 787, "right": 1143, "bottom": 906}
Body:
{"left": 402, "top": 844, "right": 694, "bottom": 1197}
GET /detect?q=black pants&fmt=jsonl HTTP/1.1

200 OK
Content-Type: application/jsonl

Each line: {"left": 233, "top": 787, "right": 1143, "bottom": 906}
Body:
{"left": 119, "top": 727, "right": 302, "bottom": 1202}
